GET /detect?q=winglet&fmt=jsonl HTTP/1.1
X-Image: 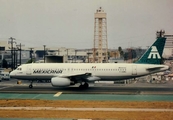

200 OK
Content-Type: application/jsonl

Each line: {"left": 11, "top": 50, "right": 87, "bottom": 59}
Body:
{"left": 136, "top": 37, "right": 166, "bottom": 64}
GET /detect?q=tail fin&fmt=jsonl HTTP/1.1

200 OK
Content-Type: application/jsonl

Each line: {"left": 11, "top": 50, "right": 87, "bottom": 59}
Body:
{"left": 136, "top": 37, "right": 166, "bottom": 64}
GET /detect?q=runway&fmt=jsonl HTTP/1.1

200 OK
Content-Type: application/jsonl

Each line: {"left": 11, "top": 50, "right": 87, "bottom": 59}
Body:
{"left": 0, "top": 79, "right": 173, "bottom": 94}
{"left": 1, "top": 79, "right": 173, "bottom": 119}
{"left": 1, "top": 85, "right": 173, "bottom": 94}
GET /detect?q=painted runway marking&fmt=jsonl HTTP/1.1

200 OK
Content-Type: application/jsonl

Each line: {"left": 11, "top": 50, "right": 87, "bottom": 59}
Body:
{"left": 15, "top": 94, "right": 22, "bottom": 98}
{"left": 32, "top": 94, "right": 41, "bottom": 99}
{"left": 0, "top": 86, "right": 12, "bottom": 90}
{"left": 54, "top": 92, "right": 62, "bottom": 97}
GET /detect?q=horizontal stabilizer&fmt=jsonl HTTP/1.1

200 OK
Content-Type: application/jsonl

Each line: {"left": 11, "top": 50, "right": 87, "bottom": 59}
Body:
{"left": 146, "top": 67, "right": 164, "bottom": 71}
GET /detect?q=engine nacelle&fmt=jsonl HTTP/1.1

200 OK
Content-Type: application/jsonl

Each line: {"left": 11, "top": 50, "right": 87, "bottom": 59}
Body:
{"left": 87, "top": 76, "right": 101, "bottom": 81}
{"left": 51, "top": 77, "right": 72, "bottom": 87}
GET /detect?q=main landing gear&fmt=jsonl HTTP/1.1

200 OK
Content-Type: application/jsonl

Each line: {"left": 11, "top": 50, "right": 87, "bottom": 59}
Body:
{"left": 29, "top": 80, "right": 33, "bottom": 88}
{"left": 79, "top": 82, "right": 89, "bottom": 89}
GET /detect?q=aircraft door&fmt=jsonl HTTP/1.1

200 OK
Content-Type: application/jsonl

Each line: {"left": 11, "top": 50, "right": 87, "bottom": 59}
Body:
{"left": 26, "top": 65, "right": 32, "bottom": 75}
{"left": 132, "top": 65, "right": 137, "bottom": 75}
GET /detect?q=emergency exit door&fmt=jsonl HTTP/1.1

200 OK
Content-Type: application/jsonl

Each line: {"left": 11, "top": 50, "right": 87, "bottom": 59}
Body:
{"left": 132, "top": 65, "right": 137, "bottom": 75}
{"left": 26, "top": 65, "right": 32, "bottom": 75}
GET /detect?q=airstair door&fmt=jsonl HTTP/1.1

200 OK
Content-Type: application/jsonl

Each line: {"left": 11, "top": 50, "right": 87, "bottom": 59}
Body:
{"left": 132, "top": 65, "right": 137, "bottom": 75}
{"left": 26, "top": 65, "right": 32, "bottom": 75}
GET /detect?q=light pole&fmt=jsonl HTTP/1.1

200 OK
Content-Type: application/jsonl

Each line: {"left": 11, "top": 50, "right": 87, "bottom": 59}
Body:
{"left": 66, "top": 49, "right": 68, "bottom": 63}
{"left": 75, "top": 50, "right": 77, "bottom": 63}
{"left": 16, "top": 43, "right": 24, "bottom": 66}
{"left": 43, "top": 45, "right": 46, "bottom": 63}
{"left": 9, "top": 37, "right": 16, "bottom": 70}
{"left": 29, "top": 48, "right": 34, "bottom": 63}
{"left": 57, "top": 49, "right": 60, "bottom": 55}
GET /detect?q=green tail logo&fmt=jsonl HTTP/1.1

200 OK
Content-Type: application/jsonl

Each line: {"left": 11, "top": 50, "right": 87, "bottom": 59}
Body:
{"left": 147, "top": 46, "right": 161, "bottom": 59}
{"left": 136, "top": 37, "right": 166, "bottom": 64}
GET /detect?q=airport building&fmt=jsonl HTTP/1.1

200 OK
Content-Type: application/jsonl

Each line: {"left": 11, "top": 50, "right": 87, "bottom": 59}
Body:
{"left": 0, "top": 41, "right": 13, "bottom": 51}
{"left": 0, "top": 40, "right": 91, "bottom": 65}
{"left": 156, "top": 30, "right": 173, "bottom": 59}
{"left": 0, "top": 39, "right": 147, "bottom": 66}
{"left": 163, "top": 34, "right": 173, "bottom": 59}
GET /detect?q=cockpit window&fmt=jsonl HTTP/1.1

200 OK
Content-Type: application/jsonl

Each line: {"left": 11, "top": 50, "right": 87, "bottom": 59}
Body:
{"left": 17, "top": 68, "right": 22, "bottom": 71}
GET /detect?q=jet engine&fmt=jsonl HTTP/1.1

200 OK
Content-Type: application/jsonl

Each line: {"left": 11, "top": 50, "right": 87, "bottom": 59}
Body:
{"left": 51, "top": 77, "right": 73, "bottom": 87}
{"left": 87, "top": 76, "right": 101, "bottom": 81}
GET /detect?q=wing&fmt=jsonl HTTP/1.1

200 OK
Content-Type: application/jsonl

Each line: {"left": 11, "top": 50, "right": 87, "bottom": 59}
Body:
{"left": 56, "top": 72, "right": 100, "bottom": 82}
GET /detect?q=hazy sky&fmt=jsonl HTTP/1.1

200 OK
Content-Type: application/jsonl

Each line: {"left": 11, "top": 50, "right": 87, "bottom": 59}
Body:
{"left": 0, "top": 0, "right": 173, "bottom": 49}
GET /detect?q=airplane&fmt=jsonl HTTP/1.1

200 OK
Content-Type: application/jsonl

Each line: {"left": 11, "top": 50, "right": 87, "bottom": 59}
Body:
{"left": 10, "top": 37, "right": 169, "bottom": 89}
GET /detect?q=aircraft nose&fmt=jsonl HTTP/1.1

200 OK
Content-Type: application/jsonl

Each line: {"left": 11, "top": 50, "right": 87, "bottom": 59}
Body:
{"left": 9, "top": 71, "right": 15, "bottom": 78}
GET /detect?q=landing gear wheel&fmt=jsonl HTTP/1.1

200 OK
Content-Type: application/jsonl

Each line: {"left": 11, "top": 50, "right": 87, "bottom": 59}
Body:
{"left": 79, "top": 82, "right": 89, "bottom": 89}
{"left": 29, "top": 84, "right": 33, "bottom": 88}
{"left": 29, "top": 80, "right": 33, "bottom": 88}
{"left": 83, "top": 82, "right": 89, "bottom": 88}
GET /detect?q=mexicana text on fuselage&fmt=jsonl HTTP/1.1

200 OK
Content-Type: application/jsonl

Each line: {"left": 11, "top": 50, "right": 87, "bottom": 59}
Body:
{"left": 33, "top": 69, "right": 63, "bottom": 74}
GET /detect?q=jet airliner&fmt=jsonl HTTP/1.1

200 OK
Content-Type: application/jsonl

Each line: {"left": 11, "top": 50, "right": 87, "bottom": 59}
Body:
{"left": 10, "top": 37, "right": 169, "bottom": 88}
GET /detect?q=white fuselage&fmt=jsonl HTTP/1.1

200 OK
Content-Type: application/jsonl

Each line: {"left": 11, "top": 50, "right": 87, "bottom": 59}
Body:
{"left": 10, "top": 63, "right": 168, "bottom": 81}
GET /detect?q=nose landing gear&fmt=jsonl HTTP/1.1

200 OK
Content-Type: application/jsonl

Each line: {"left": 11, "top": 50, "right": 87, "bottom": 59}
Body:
{"left": 29, "top": 80, "right": 33, "bottom": 88}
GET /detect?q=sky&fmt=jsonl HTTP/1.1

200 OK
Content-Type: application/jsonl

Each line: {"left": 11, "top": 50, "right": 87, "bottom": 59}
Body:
{"left": 0, "top": 0, "right": 173, "bottom": 49}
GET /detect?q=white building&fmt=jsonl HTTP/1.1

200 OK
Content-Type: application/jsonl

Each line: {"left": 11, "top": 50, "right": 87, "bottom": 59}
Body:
{"left": 163, "top": 35, "right": 173, "bottom": 59}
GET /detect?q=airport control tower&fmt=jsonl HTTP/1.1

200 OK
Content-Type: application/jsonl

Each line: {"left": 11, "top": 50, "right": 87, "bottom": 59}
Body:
{"left": 93, "top": 7, "right": 108, "bottom": 63}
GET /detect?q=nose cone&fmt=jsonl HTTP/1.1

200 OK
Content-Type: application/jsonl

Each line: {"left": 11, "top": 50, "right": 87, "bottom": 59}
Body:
{"left": 9, "top": 71, "right": 15, "bottom": 78}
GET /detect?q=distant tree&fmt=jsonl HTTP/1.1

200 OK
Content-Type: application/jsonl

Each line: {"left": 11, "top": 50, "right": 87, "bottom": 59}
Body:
{"left": 107, "top": 51, "right": 110, "bottom": 59}
{"left": 26, "top": 58, "right": 35, "bottom": 64}
{"left": 131, "top": 49, "right": 137, "bottom": 59}
{"left": 123, "top": 49, "right": 137, "bottom": 60}
{"left": 120, "top": 51, "right": 124, "bottom": 58}
{"left": 118, "top": 46, "right": 122, "bottom": 52}
{"left": 118, "top": 46, "right": 124, "bottom": 58}
{"left": 26, "top": 59, "right": 32, "bottom": 64}
{"left": 123, "top": 52, "right": 128, "bottom": 61}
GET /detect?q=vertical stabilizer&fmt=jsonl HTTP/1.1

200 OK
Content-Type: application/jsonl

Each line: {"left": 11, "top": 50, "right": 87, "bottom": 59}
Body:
{"left": 136, "top": 37, "right": 166, "bottom": 64}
